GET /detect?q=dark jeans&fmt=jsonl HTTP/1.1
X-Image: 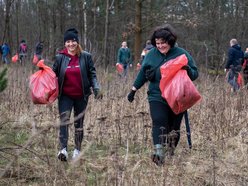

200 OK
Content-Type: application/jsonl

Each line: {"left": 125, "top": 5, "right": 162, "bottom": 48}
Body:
{"left": 19, "top": 53, "right": 27, "bottom": 64}
{"left": 58, "top": 94, "right": 88, "bottom": 151}
{"left": 227, "top": 69, "right": 240, "bottom": 91}
{"left": 149, "top": 101, "right": 184, "bottom": 148}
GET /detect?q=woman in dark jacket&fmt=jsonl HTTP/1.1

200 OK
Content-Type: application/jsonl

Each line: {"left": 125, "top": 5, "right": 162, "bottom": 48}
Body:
{"left": 127, "top": 24, "right": 198, "bottom": 165}
{"left": 53, "top": 28, "right": 102, "bottom": 161}
{"left": 225, "top": 39, "right": 244, "bottom": 92}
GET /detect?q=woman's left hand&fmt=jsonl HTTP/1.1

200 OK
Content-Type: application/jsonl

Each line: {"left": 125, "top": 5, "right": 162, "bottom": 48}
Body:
{"left": 181, "top": 65, "right": 190, "bottom": 70}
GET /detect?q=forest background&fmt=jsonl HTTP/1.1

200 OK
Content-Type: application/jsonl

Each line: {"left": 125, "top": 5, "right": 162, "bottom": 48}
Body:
{"left": 0, "top": 0, "right": 247, "bottom": 185}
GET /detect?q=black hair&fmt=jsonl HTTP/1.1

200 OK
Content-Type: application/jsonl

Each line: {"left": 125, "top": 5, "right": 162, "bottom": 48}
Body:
{"left": 150, "top": 24, "right": 177, "bottom": 47}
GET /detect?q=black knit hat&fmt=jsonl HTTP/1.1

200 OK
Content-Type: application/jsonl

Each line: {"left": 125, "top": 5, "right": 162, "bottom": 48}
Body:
{"left": 64, "top": 28, "right": 79, "bottom": 43}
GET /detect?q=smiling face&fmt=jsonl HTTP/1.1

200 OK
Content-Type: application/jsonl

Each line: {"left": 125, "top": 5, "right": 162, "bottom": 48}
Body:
{"left": 65, "top": 40, "right": 78, "bottom": 55}
{"left": 155, "top": 38, "right": 171, "bottom": 55}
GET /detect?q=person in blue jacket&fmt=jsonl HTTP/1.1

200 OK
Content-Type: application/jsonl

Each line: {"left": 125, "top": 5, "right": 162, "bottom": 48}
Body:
{"left": 1, "top": 43, "right": 10, "bottom": 64}
{"left": 127, "top": 24, "right": 198, "bottom": 165}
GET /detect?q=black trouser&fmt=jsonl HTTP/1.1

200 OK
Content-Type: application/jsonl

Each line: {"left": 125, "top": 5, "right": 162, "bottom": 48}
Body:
{"left": 58, "top": 94, "right": 88, "bottom": 151}
{"left": 149, "top": 101, "right": 184, "bottom": 148}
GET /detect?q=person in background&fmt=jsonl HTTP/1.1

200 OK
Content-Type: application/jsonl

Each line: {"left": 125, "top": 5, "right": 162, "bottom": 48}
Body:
{"left": 140, "top": 40, "right": 154, "bottom": 65}
{"left": 53, "top": 28, "right": 103, "bottom": 162}
{"left": 35, "top": 41, "right": 44, "bottom": 60}
{"left": 127, "top": 24, "right": 198, "bottom": 165}
{"left": 1, "top": 43, "right": 10, "bottom": 64}
{"left": 0, "top": 44, "right": 2, "bottom": 57}
{"left": 242, "top": 47, "right": 248, "bottom": 88}
{"left": 136, "top": 40, "right": 154, "bottom": 71}
{"left": 225, "top": 39, "right": 244, "bottom": 92}
{"left": 244, "top": 47, "right": 248, "bottom": 54}
{"left": 19, "top": 40, "right": 27, "bottom": 64}
{"left": 116, "top": 41, "right": 132, "bottom": 78}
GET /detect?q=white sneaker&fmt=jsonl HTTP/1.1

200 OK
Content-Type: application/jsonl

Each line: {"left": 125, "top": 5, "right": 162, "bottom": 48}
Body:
{"left": 72, "top": 149, "right": 80, "bottom": 159}
{"left": 57, "top": 148, "right": 68, "bottom": 161}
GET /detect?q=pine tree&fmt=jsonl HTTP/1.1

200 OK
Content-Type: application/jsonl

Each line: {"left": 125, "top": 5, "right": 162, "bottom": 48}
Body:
{"left": 0, "top": 67, "right": 7, "bottom": 92}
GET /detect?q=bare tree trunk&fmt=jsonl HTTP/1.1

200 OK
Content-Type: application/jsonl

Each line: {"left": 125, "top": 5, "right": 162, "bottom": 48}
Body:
{"left": 2, "top": 0, "right": 13, "bottom": 48}
{"left": 93, "top": 0, "right": 97, "bottom": 44}
{"left": 83, "top": 0, "right": 87, "bottom": 49}
{"left": 59, "top": 0, "right": 66, "bottom": 40}
{"left": 78, "top": 0, "right": 84, "bottom": 47}
{"left": 15, "top": 1, "right": 20, "bottom": 49}
{"left": 37, "top": 1, "right": 42, "bottom": 41}
{"left": 51, "top": 6, "right": 57, "bottom": 56}
{"left": 103, "top": 0, "right": 109, "bottom": 69}
{"left": 134, "top": 0, "right": 142, "bottom": 65}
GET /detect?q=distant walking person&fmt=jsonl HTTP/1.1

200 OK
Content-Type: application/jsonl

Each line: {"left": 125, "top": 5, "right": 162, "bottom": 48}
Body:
{"left": 116, "top": 41, "right": 132, "bottom": 78}
{"left": 19, "top": 40, "right": 27, "bottom": 64}
{"left": 140, "top": 40, "right": 154, "bottom": 64}
{"left": 0, "top": 44, "right": 2, "bottom": 56}
{"left": 137, "top": 40, "right": 154, "bottom": 70}
{"left": 35, "top": 41, "right": 44, "bottom": 60}
{"left": 225, "top": 39, "right": 244, "bottom": 92}
{"left": 53, "top": 28, "right": 103, "bottom": 162}
{"left": 1, "top": 43, "right": 10, "bottom": 64}
{"left": 242, "top": 47, "right": 248, "bottom": 88}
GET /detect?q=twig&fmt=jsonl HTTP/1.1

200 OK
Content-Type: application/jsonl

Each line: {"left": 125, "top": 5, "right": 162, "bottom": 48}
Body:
{"left": 0, "top": 109, "right": 86, "bottom": 178}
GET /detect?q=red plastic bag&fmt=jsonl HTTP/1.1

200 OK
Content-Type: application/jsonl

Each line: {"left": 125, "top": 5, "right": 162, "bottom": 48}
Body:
{"left": 237, "top": 73, "right": 243, "bottom": 88}
{"left": 32, "top": 54, "right": 39, "bottom": 64}
{"left": 12, "top": 54, "right": 18, "bottom": 63}
{"left": 116, "top": 63, "right": 124, "bottom": 74}
{"left": 160, "top": 54, "right": 201, "bottom": 114}
{"left": 160, "top": 54, "right": 188, "bottom": 84}
{"left": 29, "top": 60, "right": 59, "bottom": 104}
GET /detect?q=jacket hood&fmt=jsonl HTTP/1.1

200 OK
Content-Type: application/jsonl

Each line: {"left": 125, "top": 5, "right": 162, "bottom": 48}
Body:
{"left": 232, "top": 44, "right": 242, "bottom": 51}
{"left": 145, "top": 44, "right": 154, "bottom": 50}
{"left": 59, "top": 48, "right": 73, "bottom": 57}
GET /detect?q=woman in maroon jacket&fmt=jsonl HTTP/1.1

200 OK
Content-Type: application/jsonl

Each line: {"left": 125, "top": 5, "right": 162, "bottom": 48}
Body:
{"left": 53, "top": 28, "right": 102, "bottom": 161}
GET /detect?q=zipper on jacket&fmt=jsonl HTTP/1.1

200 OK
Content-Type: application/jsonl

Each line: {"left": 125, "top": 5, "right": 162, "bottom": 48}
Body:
{"left": 59, "top": 55, "right": 69, "bottom": 97}
{"left": 78, "top": 54, "right": 86, "bottom": 101}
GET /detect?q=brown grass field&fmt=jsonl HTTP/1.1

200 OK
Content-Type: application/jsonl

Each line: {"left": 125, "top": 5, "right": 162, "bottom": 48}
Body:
{"left": 0, "top": 61, "right": 247, "bottom": 186}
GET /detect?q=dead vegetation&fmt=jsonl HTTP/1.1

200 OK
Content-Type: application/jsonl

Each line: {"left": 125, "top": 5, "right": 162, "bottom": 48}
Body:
{"left": 0, "top": 63, "right": 247, "bottom": 186}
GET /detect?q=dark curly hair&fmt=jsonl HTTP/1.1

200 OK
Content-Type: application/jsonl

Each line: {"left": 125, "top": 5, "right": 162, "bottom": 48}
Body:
{"left": 150, "top": 24, "right": 177, "bottom": 47}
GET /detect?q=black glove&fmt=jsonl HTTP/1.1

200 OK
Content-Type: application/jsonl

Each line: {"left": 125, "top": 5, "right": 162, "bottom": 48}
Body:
{"left": 94, "top": 89, "right": 103, "bottom": 100}
{"left": 181, "top": 65, "right": 190, "bottom": 70}
{"left": 127, "top": 90, "right": 136, "bottom": 102}
{"left": 145, "top": 68, "right": 156, "bottom": 81}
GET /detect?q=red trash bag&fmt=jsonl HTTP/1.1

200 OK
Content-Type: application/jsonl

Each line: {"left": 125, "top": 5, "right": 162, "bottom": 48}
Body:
{"left": 237, "top": 72, "right": 243, "bottom": 88}
{"left": 160, "top": 54, "right": 201, "bottom": 114}
{"left": 29, "top": 60, "right": 59, "bottom": 104}
{"left": 116, "top": 63, "right": 124, "bottom": 74}
{"left": 32, "top": 54, "right": 39, "bottom": 65}
{"left": 12, "top": 54, "right": 19, "bottom": 63}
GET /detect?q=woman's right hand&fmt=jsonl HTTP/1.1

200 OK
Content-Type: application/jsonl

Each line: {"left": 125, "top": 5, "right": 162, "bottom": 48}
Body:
{"left": 181, "top": 65, "right": 190, "bottom": 70}
{"left": 127, "top": 90, "right": 136, "bottom": 103}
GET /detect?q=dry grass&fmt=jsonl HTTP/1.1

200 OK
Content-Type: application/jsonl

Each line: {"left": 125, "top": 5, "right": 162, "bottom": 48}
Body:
{"left": 0, "top": 63, "right": 247, "bottom": 186}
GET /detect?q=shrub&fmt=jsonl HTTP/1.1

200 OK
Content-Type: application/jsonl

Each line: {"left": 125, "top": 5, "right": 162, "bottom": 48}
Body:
{"left": 0, "top": 67, "right": 7, "bottom": 92}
